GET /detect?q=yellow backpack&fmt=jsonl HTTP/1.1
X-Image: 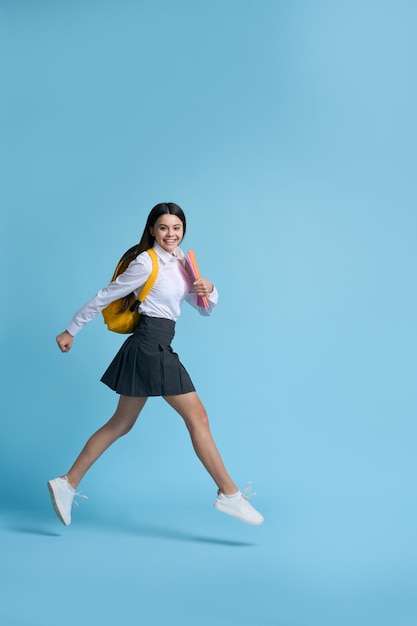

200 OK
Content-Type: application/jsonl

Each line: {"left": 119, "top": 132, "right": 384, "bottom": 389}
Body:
{"left": 102, "top": 247, "right": 159, "bottom": 334}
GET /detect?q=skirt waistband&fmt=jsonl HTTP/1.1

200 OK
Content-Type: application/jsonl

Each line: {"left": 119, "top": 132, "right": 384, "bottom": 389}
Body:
{"left": 137, "top": 315, "right": 176, "bottom": 334}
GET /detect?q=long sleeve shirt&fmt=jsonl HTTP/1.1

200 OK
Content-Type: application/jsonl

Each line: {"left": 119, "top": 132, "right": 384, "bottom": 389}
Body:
{"left": 66, "top": 242, "right": 218, "bottom": 337}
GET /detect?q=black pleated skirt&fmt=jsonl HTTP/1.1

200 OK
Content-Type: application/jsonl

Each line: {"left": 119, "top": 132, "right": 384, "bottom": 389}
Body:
{"left": 101, "top": 315, "right": 195, "bottom": 397}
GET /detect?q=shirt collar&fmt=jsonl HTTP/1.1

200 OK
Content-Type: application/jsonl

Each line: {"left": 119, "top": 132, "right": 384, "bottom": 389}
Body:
{"left": 152, "top": 241, "right": 185, "bottom": 263}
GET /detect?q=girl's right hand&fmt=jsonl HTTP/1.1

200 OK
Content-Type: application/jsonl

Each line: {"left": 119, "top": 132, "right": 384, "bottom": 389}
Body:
{"left": 56, "top": 331, "right": 74, "bottom": 353}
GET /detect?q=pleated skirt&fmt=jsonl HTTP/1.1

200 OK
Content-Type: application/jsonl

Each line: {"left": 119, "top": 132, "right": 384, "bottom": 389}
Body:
{"left": 100, "top": 315, "right": 195, "bottom": 397}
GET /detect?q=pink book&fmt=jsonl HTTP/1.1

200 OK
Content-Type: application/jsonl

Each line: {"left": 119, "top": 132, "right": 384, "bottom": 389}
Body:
{"left": 185, "top": 250, "right": 209, "bottom": 309}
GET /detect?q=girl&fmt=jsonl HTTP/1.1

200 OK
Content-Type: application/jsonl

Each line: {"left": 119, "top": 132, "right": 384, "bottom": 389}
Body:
{"left": 48, "top": 203, "right": 264, "bottom": 526}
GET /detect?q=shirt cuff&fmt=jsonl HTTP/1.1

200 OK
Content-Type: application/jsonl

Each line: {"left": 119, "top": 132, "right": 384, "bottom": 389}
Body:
{"left": 208, "top": 285, "right": 218, "bottom": 304}
{"left": 66, "top": 321, "right": 82, "bottom": 337}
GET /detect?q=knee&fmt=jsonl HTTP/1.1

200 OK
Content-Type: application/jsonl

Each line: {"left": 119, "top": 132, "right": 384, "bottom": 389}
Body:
{"left": 186, "top": 409, "right": 210, "bottom": 433}
{"left": 117, "top": 421, "right": 135, "bottom": 437}
{"left": 108, "top": 413, "right": 137, "bottom": 438}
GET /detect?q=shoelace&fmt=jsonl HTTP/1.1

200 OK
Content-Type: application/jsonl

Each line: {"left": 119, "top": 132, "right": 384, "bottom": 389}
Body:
{"left": 241, "top": 482, "right": 257, "bottom": 500}
{"left": 72, "top": 491, "right": 88, "bottom": 508}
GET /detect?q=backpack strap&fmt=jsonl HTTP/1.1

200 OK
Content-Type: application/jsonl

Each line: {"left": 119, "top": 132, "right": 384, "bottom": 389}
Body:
{"left": 137, "top": 248, "right": 158, "bottom": 304}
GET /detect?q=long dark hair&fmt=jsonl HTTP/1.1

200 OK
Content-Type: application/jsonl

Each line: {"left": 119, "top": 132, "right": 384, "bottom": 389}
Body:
{"left": 114, "top": 202, "right": 186, "bottom": 310}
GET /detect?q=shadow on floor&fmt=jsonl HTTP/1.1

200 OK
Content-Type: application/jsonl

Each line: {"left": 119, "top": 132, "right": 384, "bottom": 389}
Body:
{"left": 100, "top": 518, "right": 257, "bottom": 547}
{"left": 4, "top": 510, "right": 256, "bottom": 547}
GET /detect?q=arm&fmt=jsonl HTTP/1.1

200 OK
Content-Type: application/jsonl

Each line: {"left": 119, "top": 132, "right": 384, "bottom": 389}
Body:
{"left": 59, "top": 252, "right": 153, "bottom": 345}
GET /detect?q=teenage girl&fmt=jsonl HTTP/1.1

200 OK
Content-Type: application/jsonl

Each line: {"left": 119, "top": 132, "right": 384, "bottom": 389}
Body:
{"left": 48, "top": 203, "right": 263, "bottom": 526}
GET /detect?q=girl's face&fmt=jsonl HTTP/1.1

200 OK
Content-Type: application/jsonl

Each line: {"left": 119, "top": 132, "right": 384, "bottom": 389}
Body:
{"left": 150, "top": 214, "right": 184, "bottom": 254}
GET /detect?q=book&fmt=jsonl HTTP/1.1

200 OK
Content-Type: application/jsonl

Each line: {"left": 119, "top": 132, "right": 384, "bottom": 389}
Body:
{"left": 185, "top": 249, "right": 209, "bottom": 309}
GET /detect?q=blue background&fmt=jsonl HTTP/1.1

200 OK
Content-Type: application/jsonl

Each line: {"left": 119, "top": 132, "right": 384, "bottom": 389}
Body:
{"left": 1, "top": 1, "right": 416, "bottom": 625}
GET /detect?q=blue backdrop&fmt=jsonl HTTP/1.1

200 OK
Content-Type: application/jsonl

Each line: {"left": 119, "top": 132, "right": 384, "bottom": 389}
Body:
{"left": 1, "top": 1, "right": 416, "bottom": 625}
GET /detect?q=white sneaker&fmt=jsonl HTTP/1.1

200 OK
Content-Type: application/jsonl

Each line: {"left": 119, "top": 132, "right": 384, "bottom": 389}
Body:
{"left": 214, "top": 483, "right": 264, "bottom": 525}
{"left": 47, "top": 476, "right": 88, "bottom": 526}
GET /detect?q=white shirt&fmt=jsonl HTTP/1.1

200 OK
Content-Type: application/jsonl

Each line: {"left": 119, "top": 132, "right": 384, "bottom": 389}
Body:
{"left": 66, "top": 242, "right": 218, "bottom": 337}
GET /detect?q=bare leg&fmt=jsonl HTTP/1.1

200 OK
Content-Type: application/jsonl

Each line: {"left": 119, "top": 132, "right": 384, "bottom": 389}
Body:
{"left": 66, "top": 395, "right": 147, "bottom": 488}
{"left": 164, "top": 392, "right": 238, "bottom": 495}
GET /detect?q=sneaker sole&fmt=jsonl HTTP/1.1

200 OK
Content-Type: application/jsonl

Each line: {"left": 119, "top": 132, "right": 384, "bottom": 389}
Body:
{"left": 47, "top": 481, "right": 69, "bottom": 526}
{"left": 214, "top": 500, "right": 264, "bottom": 525}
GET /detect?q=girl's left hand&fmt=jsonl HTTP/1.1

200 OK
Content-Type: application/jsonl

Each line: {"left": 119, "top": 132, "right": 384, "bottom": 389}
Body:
{"left": 193, "top": 277, "right": 214, "bottom": 296}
